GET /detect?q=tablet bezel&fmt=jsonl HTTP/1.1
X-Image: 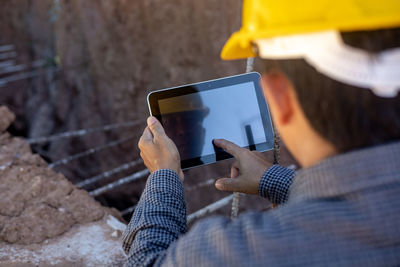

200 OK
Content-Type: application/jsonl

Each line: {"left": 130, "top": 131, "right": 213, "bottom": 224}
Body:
{"left": 147, "top": 72, "right": 274, "bottom": 169}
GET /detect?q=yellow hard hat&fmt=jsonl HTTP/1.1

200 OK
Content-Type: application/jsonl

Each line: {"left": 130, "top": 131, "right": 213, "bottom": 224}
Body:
{"left": 221, "top": 0, "right": 400, "bottom": 60}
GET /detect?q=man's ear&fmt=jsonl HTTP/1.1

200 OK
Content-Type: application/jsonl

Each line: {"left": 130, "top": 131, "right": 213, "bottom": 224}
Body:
{"left": 261, "top": 71, "right": 294, "bottom": 125}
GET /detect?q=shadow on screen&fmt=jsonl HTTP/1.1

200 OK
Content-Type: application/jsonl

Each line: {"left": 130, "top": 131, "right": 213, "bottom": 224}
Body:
{"left": 162, "top": 110, "right": 206, "bottom": 163}
{"left": 245, "top": 124, "right": 256, "bottom": 151}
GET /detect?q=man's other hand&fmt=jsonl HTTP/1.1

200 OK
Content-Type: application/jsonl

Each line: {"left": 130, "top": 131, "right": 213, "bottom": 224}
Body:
{"left": 213, "top": 139, "right": 272, "bottom": 194}
{"left": 139, "top": 116, "right": 184, "bottom": 181}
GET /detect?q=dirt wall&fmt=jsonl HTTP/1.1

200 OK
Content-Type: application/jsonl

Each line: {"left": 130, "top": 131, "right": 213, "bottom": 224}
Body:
{"left": 0, "top": 0, "right": 296, "bottom": 222}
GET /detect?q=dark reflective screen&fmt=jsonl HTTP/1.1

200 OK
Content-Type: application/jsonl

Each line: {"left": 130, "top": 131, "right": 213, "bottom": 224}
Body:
{"left": 158, "top": 82, "right": 266, "bottom": 161}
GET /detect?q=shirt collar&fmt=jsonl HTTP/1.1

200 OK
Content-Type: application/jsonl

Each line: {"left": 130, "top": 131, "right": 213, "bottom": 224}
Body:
{"left": 289, "top": 141, "right": 400, "bottom": 202}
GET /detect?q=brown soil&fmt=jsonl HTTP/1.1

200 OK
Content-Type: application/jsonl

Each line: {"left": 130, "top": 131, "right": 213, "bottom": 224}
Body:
{"left": 0, "top": 106, "right": 106, "bottom": 245}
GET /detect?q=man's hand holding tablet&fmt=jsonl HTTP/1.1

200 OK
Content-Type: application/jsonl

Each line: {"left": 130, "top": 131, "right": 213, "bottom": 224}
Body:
{"left": 138, "top": 116, "right": 184, "bottom": 181}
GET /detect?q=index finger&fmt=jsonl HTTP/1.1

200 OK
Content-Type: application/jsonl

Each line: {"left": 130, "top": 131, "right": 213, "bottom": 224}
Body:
{"left": 213, "top": 139, "right": 243, "bottom": 158}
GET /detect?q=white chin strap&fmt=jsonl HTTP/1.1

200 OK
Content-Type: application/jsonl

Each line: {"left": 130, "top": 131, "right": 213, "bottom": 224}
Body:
{"left": 254, "top": 31, "right": 400, "bottom": 98}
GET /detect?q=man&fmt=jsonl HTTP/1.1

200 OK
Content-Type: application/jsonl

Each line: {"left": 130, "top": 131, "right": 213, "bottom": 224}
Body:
{"left": 123, "top": 0, "right": 400, "bottom": 266}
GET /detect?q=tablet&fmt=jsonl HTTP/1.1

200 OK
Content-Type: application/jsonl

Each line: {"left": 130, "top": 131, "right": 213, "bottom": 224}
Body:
{"left": 147, "top": 72, "right": 274, "bottom": 169}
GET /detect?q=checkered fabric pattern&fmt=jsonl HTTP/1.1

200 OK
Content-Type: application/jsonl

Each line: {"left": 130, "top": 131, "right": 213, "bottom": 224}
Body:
{"left": 122, "top": 169, "right": 187, "bottom": 266}
{"left": 123, "top": 141, "right": 400, "bottom": 267}
{"left": 258, "top": 164, "right": 295, "bottom": 204}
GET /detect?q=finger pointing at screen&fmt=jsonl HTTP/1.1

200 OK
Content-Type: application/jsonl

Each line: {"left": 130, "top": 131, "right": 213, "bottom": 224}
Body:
{"left": 213, "top": 139, "right": 272, "bottom": 194}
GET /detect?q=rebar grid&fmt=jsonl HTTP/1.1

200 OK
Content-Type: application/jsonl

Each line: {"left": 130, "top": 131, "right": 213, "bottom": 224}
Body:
{"left": 89, "top": 169, "right": 149, "bottom": 197}
{"left": 0, "top": 45, "right": 14, "bottom": 52}
{"left": 49, "top": 135, "right": 137, "bottom": 169}
{"left": 187, "top": 195, "right": 234, "bottom": 224}
{"left": 0, "top": 60, "right": 45, "bottom": 76}
{"left": 0, "top": 67, "right": 60, "bottom": 87}
{"left": 0, "top": 51, "right": 17, "bottom": 60}
{"left": 77, "top": 159, "right": 144, "bottom": 188}
{"left": 28, "top": 119, "right": 144, "bottom": 145}
{"left": 0, "top": 60, "right": 15, "bottom": 68}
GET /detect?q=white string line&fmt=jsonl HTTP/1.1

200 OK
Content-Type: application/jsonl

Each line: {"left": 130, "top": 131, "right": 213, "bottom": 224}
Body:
{"left": 245, "top": 57, "right": 255, "bottom": 73}
{"left": 121, "top": 204, "right": 137, "bottom": 216}
{"left": 27, "top": 119, "right": 144, "bottom": 145}
{"left": 0, "top": 67, "right": 60, "bottom": 87}
{"left": 187, "top": 195, "right": 234, "bottom": 224}
{"left": 230, "top": 57, "right": 256, "bottom": 219}
{"left": 0, "top": 59, "right": 45, "bottom": 76}
{"left": 0, "top": 45, "right": 14, "bottom": 52}
{"left": 0, "top": 51, "right": 17, "bottom": 60}
{"left": 230, "top": 192, "right": 241, "bottom": 219}
{"left": 89, "top": 169, "right": 149, "bottom": 197}
{"left": 76, "top": 159, "right": 144, "bottom": 188}
{"left": 49, "top": 135, "right": 137, "bottom": 168}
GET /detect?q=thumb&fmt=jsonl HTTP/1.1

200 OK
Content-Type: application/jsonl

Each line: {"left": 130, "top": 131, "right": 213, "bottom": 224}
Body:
{"left": 141, "top": 126, "right": 153, "bottom": 141}
{"left": 215, "top": 177, "right": 243, "bottom": 192}
{"left": 147, "top": 116, "right": 166, "bottom": 137}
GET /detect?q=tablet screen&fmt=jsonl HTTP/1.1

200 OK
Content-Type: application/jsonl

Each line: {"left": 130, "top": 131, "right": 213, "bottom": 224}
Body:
{"left": 148, "top": 72, "right": 274, "bottom": 169}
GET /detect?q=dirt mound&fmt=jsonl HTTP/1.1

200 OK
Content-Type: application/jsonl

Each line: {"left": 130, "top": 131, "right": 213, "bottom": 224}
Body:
{"left": 0, "top": 105, "right": 105, "bottom": 245}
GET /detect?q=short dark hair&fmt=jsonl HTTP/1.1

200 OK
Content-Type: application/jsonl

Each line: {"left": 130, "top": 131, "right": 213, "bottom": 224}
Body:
{"left": 262, "top": 27, "right": 400, "bottom": 152}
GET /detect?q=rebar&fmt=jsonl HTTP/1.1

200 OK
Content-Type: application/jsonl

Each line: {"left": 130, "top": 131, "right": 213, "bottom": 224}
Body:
{"left": 0, "top": 60, "right": 45, "bottom": 75}
{"left": 0, "top": 64, "right": 25, "bottom": 75}
{"left": 89, "top": 169, "right": 149, "bottom": 197}
{"left": 187, "top": 195, "right": 234, "bottom": 224}
{"left": 0, "top": 45, "right": 14, "bottom": 52}
{"left": 0, "top": 67, "right": 59, "bottom": 87}
{"left": 49, "top": 135, "right": 137, "bottom": 168}
{"left": 0, "top": 60, "right": 15, "bottom": 68}
{"left": 185, "top": 179, "right": 216, "bottom": 192}
{"left": 76, "top": 159, "right": 143, "bottom": 188}
{"left": 121, "top": 204, "right": 137, "bottom": 216}
{"left": 27, "top": 119, "right": 144, "bottom": 145}
{"left": 0, "top": 51, "right": 17, "bottom": 60}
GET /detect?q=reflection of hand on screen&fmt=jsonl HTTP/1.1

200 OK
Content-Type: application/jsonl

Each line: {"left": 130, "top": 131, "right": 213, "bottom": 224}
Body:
{"left": 161, "top": 110, "right": 206, "bottom": 161}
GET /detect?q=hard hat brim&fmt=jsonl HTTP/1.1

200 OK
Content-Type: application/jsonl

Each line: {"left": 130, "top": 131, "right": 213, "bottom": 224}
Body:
{"left": 221, "top": 17, "right": 400, "bottom": 61}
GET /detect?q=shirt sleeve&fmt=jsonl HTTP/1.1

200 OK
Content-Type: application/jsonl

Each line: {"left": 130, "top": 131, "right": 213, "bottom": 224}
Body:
{"left": 122, "top": 166, "right": 295, "bottom": 267}
{"left": 258, "top": 165, "right": 295, "bottom": 204}
{"left": 122, "top": 169, "right": 187, "bottom": 266}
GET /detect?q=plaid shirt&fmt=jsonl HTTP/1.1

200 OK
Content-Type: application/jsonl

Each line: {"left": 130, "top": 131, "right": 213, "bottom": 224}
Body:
{"left": 123, "top": 142, "right": 400, "bottom": 266}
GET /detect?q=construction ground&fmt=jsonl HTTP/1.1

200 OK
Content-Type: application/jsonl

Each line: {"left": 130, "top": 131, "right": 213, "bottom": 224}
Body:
{"left": 0, "top": 1, "right": 296, "bottom": 265}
